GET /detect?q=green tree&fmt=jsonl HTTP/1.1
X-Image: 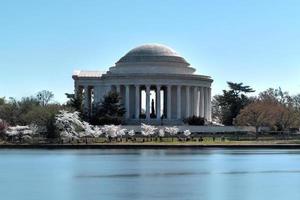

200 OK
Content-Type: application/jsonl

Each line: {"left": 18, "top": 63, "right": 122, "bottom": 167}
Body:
{"left": 0, "top": 98, "right": 20, "bottom": 126}
{"left": 65, "top": 92, "right": 83, "bottom": 113}
{"left": 290, "top": 94, "right": 300, "bottom": 111}
{"left": 46, "top": 114, "right": 60, "bottom": 139}
{"left": 213, "top": 82, "right": 255, "bottom": 125}
{"left": 92, "top": 91, "right": 125, "bottom": 125}
{"left": 0, "top": 93, "right": 63, "bottom": 128}
{"left": 20, "top": 104, "right": 61, "bottom": 127}
{"left": 0, "top": 119, "right": 8, "bottom": 136}
{"left": 227, "top": 82, "right": 255, "bottom": 95}
{"left": 0, "top": 97, "right": 5, "bottom": 106}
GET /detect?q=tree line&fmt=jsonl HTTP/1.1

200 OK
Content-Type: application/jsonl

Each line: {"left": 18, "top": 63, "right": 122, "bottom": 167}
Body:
{"left": 213, "top": 82, "right": 300, "bottom": 132}
{"left": 1, "top": 83, "right": 300, "bottom": 137}
{"left": 0, "top": 90, "right": 126, "bottom": 138}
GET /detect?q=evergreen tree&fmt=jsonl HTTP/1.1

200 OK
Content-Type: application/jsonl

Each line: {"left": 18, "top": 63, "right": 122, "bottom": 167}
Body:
{"left": 46, "top": 114, "right": 60, "bottom": 139}
{"left": 213, "top": 82, "right": 255, "bottom": 125}
{"left": 65, "top": 92, "right": 83, "bottom": 113}
{"left": 92, "top": 91, "right": 125, "bottom": 125}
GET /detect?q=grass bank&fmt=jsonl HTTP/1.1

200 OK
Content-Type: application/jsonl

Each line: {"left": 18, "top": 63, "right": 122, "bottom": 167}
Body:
{"left": 1, "top": 138, "right": 300, "bottom": 149}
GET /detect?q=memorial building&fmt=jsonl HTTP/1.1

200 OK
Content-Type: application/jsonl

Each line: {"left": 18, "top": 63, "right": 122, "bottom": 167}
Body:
{"left": 73, "top": 44, "right": 213, "bottom": 125}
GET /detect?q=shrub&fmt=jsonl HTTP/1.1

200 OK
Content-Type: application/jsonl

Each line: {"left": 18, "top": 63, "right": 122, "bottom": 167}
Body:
{"left": 96, "top": 116, "right": 123, "bottom": 125}
{"left": 0, "top": 119, "right": 8, "bottom": 138}
{"left": 139, "top": 113, "right": 146, "bottom": 119}
{"left": 184, "top": 116, "right": 205, "bottom": 125}
{"left": 46, "top": 114, "right": 60, "bottom": 139}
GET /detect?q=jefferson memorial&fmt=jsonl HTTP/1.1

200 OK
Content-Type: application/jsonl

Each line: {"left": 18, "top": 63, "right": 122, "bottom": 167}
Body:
{"left": 73, "top": 44, "right": 213, "bottom": 125}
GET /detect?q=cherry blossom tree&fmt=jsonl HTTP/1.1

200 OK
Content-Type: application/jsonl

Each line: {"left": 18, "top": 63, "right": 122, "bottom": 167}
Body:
{"left": 183, "top": 130, "right": 191, "bottom": 137}
{"left": 165, "top": 126, "right": 179, "bottom": 142}
{"left": 141, "top": 124, "right": 157, "bottom": 142}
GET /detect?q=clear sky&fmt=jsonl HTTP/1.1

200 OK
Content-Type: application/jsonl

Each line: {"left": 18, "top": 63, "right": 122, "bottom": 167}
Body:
{"left": 1, "top": 0, "right": 300, "bottom": 103}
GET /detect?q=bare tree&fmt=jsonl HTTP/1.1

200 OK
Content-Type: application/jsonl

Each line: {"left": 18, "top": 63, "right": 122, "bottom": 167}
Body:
{"left": 236, "top": 99, "right": 300, "bottom": 132}
{"left": 236, "top": 101, "right": 273, "bottom": 133}
{"left": 36, "top": 90, "right": 54, "bottom": 106}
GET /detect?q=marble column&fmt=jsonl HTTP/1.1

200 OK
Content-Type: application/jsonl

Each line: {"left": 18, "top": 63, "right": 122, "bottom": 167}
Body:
{"left": 163, "top": 87, "right": 167, "bottom": 117}
{"left": 200, "top": 87, "right": 205, "bottom": 118}
{"left": 83, "top": 85, "right": 89, "bottom": 112}
{"left": 167, "top": 85, "right": 172, "bottom": 119}
{"left": 194, "top": 87, "right": 198, "bottom": 116}
{"left": 208, "top": 87, "right": 212, "bottom": 121}
{"left": 125, "top": 85, "right": 130, "bottom": 119}
{"left": 156, "top": 85, "right": 161, "bottom": 120}
{"left": 146, "top": 85, "right": 150, "bottom": 120}
{"left": 197, "top": 87, "right": 201, "bottom": 117}
{"left": 177, "top": 85, "right": 181, "bottom": 119}
{"left": 74, "top": 82, "right": 79, "bottom": 98}
{"left": 90, "top": 86, "right": 94, "bottom": 113}
{"left": 93, "top": 86, "right": 99, "bottom": 107}
{"left": 186, "top": 86, "right": 190, "bottom": 117}
{"left": 135, "top": 85, "right": 140, "bottom": 119}
{"left": 116, "top": 85, "right": 121, "bottom": 94}
{"left": 204, "top": 87, "right": 208, "bottom": 120}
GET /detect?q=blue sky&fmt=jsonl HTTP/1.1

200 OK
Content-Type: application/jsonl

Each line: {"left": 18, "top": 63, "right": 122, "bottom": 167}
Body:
{"left": 0, "top": 0, "right": 300, "bottom": 103}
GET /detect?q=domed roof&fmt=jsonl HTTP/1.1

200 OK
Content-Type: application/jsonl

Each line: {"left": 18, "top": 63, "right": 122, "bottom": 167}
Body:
{"left": 116, "top": 44, "right": 189, "bottom": 65}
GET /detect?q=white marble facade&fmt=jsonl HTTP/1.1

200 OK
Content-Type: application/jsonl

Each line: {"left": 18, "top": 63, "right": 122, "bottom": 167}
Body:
{"left": 73, "top": 44, "right": 213, "bottom": 125}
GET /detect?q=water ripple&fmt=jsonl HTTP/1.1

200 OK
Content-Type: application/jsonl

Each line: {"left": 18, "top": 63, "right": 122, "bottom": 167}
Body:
{"left": 75, "top": 169, "right": 300, "bottom": 179}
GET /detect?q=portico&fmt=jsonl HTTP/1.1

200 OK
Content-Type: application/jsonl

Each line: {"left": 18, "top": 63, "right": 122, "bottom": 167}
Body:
{"left": 73, "top": 44, "right": 213, "bottom": 125}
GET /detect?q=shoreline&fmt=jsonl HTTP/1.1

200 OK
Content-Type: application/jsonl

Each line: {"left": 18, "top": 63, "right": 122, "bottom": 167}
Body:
{"left": 1, "top": 143, "right": 300, "bottom": 149}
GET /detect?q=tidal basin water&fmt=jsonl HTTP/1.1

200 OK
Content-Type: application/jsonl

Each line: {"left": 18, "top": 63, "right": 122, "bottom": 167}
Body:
{"left": 1, "top": 149, "right": 300, "bottom": 200}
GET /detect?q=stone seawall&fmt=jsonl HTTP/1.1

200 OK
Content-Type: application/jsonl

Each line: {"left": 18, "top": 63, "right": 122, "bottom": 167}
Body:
{"left": 1, "top": 144, "right": 300, "bottom": 149}
{"left": 120, "top": 125, "right": 256, "bottom": 133}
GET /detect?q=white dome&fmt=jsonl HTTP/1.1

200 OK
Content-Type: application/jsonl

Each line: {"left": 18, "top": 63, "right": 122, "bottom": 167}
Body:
{"left": 109, "top": 43, "right": 195, "bottom": 75}
{"left": 116, "top": 44, "right": 189, "bottom": 65}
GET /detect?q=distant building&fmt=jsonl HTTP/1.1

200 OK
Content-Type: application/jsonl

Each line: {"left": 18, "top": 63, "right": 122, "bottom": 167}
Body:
{"left": 73, "top": 44, "right": 213, "bottom": 125}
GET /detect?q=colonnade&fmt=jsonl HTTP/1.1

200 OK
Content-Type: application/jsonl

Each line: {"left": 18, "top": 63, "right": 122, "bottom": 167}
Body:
{"left": 77, "top": 84, "right": 212, "bottom": 122}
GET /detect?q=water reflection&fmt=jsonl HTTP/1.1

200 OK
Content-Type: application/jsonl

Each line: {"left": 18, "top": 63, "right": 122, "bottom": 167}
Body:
{"left": 77, "top": 169, "right": 300, "bottom": 179}
{"left": 76, "top": 172, "right": 201, "bottom": 178}
{"left": 0, "top": 149, "right": 300, "bottom": 200}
